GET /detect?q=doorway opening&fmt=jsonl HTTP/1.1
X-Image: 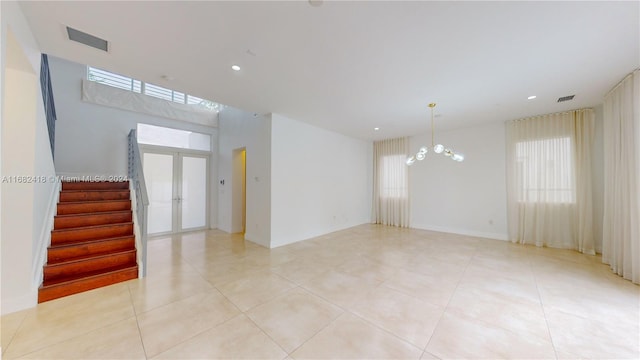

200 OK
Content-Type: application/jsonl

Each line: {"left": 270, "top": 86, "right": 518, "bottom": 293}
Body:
{"left": 232, "top": 148, "right": 246, "bottom": 234}
{"left": 142, "top": 148, "right": 209, "bottom": 235}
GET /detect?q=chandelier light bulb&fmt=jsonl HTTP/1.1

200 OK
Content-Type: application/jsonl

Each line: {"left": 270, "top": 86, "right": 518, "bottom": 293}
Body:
{"left": 418, "top": 146, "right": 428, "bottom": 155}
{"left": 416, "top": 152, "right": 426, "bottom": 161}
{"left": 452, "top": 153, "right": 464, "bottom": 162}
{"left": 434, "top": 144, "right": 444, "bottom": 153}
{"left": 406, "top": 156, "right": 416, "bottom": 165}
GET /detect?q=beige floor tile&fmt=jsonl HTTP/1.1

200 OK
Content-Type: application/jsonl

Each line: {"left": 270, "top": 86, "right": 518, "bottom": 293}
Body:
{"left": 216, "top": 271, "right": 296, "bottom": 311}
{"left": 153, "top": 314, "right": 287, "bottom": 359}
{"left": 197, "top": 258, "right": 270, "bottom": 286}
{"left": 137, "top": 288, "right": 241, "bottom": 357}
{"left": 128, "top": 271, "right": 214, "bottom": 313}
{"left": 351, "top": 286, "right": 444, "bottom": 349}
{"left": 383, "top": 268, "right": 458, "bottom": 307}
{"left": 246, "top": 287, "right": 343, "bottom": 353}
{"left": 538, "top": 283, "right": 640, "bottom": 328}
{"left": 270, "top": 258, "right": 334, "bottom": 285}
{"left": 335, "top": 256, "right": 398, "bottom": 282}
{"left": 426, "top": 311, "right": 556, "bottom": 359}
{"left": 1, "top": 309, "right": 29, "bottom": 355}
{"left": 5, "top": 283, "right": 134, "bottom": 358}
{"left": 364, "top": 249, "right": 419, "bottom": 268}
{"left": 447, "top": 284, "right": 550, "bottom": 340}
{"left": 459, "top": 269, "right": 541, "bottom": 304}
{"left": 301, "top": 270, "right": 382, "bottom": 309}
{"left": 420, "top": 350, "right": 441, "bottom": 359}
{"left": 3, "top": 283, "right": 135, "bottom": 359}
{"left": 290, "top": 313, "right": 422, "bottom": 359}
{"left": 400, "top": 256, "right": 468, "bottom": 284}
{"left": 545, "top": 308, "right": 640, "bottom": 359}
{"left": 16, "top": 317, "right": 145, "bottom": 359}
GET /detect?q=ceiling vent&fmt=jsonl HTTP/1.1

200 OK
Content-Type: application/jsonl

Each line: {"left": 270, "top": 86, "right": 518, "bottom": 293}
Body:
{"left": 557, "top": 95, "right": 575, "bottom": 103}
{"left": 66, "top": 26, "right": 108, "bottom": 52}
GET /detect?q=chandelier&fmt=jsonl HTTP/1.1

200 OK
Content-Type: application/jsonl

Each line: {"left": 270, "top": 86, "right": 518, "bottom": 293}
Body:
{"left": 406, "top": 103, "right": 464, "bottom": 165}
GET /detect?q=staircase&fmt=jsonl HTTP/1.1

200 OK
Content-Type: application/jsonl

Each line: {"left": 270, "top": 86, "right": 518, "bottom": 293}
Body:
{"left": 38, "top": 181, "right": 138, "bottom": 303}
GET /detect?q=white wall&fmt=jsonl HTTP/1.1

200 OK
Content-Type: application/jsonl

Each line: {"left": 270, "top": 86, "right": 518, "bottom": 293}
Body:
{"left": 409, "top": 122, "right": 509, "bottom": 240}
{"left": 1, "top": 1, "right": 58, "bottom": 315}
{"left": 270, "top": 114, "right": 372, "bottom": 248}
{"left": 217, "top": 107, "right": 271, "bottom": 247}
{"left": 48, "top": 56, "right": 219, "bottom": 228}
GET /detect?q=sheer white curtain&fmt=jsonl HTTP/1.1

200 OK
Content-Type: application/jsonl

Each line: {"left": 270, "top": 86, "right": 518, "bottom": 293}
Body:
{"left": 506, "top": 109, "right": 595, "bottom": 253}
{"left": 372, "top": 137, "right": 410, "bottom": 227}
{"left": 603, "top": 70, "right": 640, "bottom": 284}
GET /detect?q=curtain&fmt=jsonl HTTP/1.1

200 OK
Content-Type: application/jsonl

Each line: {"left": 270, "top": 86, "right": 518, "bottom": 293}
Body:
{"left": 372, "top": 137, "right": 410, "bottom": 227}
{"left": 506, "top": 109, "right": 595, "bottom": 253}
{"left": 602, "top": 70, "right": 640, "bottom": 284}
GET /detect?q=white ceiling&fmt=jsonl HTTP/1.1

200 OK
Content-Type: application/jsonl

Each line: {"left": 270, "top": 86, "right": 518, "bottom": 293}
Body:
{"left": 18, "top": 1, "right": 639, "bottom": 140}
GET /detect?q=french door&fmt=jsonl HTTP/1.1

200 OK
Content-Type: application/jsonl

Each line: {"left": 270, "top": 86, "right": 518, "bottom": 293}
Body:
{"left": 142, "top": 147, "right": 209, "bottom": 235}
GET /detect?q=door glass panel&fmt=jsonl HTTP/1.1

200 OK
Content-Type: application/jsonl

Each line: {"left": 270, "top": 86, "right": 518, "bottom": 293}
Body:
{"left": 181, "top": 156, "right": 207, "bottom": 230}
{"left": 143, "top": 153, "right": 174, "bottom": 234}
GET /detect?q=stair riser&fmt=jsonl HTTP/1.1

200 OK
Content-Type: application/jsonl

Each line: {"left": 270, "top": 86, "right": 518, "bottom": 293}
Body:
{"left": 62, "top": 182, "right": 129, "bottom": 191}
{"left": 51, "top": 224, "right": 134, "bottom": 245}
{"left": 54, "top": 212, "right": 132, "bottom": 229}
{"left": 60, "top": 191, "right": 130, "bottom": 202}
{"left": 47, "top": 237, "right": 135, "bottom": 264}
{"left": 56, "top": 201, "right": 131, "bottom": 215}
{"left": 44, "top": 251, "right": 136, "bottom": 282}
{"left": 38, "top": 267, "right": 138, "bottom": 303}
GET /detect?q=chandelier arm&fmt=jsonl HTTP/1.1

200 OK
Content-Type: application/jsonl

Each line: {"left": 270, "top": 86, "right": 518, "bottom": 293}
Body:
{"left": 429, "top": 103, "right": 436, "bottom": 148}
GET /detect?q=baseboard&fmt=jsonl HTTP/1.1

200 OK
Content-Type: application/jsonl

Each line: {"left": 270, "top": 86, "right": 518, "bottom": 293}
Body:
{"left": 1, "top": 288, "right": 37, "bottom": 316}
{"left": 411, "top": 223, "right": 509, "bottom": 241}
{"left": 243, "top": 232, "right": 269, "bottom": 248}
{"left": 269, "top": 220, "right": 370, "bottom": 249}
{"left": 31, "top": 181, "right": 60, "bottom": 291}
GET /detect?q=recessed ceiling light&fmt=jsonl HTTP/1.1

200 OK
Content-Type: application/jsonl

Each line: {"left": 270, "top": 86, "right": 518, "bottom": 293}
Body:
{"left": 528, "top": 95, "right": 537, "bottom": 100}
{"left": 231, "top": 65, "right": 241, "bottom": 71}
{"left": 374, "top": 127, "right": 380, "bottom": 131}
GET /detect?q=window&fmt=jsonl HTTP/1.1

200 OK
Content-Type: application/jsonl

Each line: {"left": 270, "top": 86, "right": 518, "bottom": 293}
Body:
{"left": 87, "top": 67, "right": 141, "bottom": 92}
{"left": 87, "top": 66, "right": 221, "bottom": 111}
{"left": 515, "top": 136, "right": 574, "bottom": 203}
{"left": 372, "top": 137, "right": 410, "bottom": 227}
{"left": 137, "top": 123, "right": 211, "bottom": 151}
{"left": 379, "top": 154, "right": 409, "bottom": 199}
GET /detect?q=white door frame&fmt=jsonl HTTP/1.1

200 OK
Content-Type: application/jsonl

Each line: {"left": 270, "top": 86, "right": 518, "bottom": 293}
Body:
{"left": 141, "top": 144, "right": 210, "bottom": 235}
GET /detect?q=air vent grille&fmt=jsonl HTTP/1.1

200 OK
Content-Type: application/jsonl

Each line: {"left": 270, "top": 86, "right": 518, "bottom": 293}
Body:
{"left": 557, "top": 95, "right": 575, "bottom": 103}
{"left": 66, "top": 27, "right": 108, "bottom": 52}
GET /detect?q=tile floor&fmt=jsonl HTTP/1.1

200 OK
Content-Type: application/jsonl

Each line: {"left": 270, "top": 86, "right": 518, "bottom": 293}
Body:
{"left": 2, "top": 225, "right": 639, "bottom": 359}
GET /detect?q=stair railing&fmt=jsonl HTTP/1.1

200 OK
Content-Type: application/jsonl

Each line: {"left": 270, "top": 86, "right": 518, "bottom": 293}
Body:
{"left": 128, "top": 129, "right": 149, "bottom": 277}
{"left": 40, "top": 54, "right": 57, "bottom": 158}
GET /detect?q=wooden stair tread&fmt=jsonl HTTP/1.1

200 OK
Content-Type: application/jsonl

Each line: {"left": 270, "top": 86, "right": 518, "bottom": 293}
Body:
{"left": 45, "top": 249, "right": 136, "bottom": 268}
{"left": 55, "top": 210, "right": 132, "bottom": 219}
{"left": 52, "top": 222, "right": 134, "bottom": 234}
{"left": 57, "top": 199, "right": 131, "bottom": 205}
{"left": 62, "top": 181, "right": 129, "bottom": 191}
{"left": 40, "top": 264, "right": 138, "bottom": 288}
{"left": 61, "top": 189, "right": 129, "bottom": 193}
{"left": 49, "top": 235, "right": 135, "bottom": 250}
{"left": 47, "top": 235, "right": 135, "bottom": 264}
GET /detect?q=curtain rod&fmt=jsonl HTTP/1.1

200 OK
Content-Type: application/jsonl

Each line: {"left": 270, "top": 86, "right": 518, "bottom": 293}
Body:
{"left": 604, "top": 69, "right": 639, "bottom": 98}
{"left": 506, "top": 107, "right": 593, "bottom": 123}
